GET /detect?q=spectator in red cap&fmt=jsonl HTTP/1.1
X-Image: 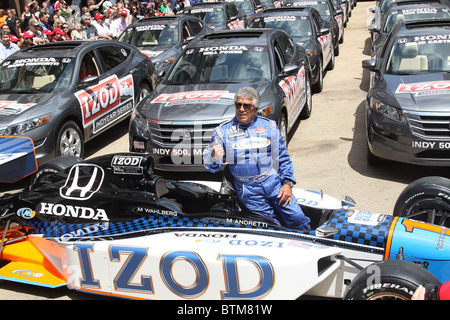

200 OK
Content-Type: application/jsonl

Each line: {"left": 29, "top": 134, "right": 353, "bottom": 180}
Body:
{"left": 52, "top": 27, "right": 65, "bottom": 41}
{"left": 21, "top": 30, "right": 34, "bottom": 48}
{"left": 93, "top": 12, "right": 113, "bottom": 40}
{"left": 110, "top": 9, "right": 128, "bottom": 38}
{"left": 43, "top": 29, "right": 54, "bottom": 41}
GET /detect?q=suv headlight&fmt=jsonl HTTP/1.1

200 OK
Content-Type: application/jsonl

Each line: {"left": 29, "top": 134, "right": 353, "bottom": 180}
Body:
{"left": 130, "top": 107, "right": 149, "bottom": 132}
{"left": 257, "top": 105, "right": 273, "bottom": 118}
{"left": 370, "top": 98, "right": 403, "bottom": 121}
{"left": 4, "top": 114, "right": 51, "bottom": 135}
{"left": 154, "top": 58, "right": 175, "bottom": 70}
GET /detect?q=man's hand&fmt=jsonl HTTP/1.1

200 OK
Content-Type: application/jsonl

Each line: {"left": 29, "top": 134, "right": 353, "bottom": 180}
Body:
{"left": 211, "top": 139, "right": 224, "bottom": 160}
{"left": 277, "top": 183, "right": 293, "bottom": 207}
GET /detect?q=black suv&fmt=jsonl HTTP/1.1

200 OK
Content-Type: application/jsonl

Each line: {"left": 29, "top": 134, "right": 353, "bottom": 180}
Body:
{"left": 118, "top": 15, "right": 207, "bottom": 76}
{"left": 362, "top": 19, "right": 450, "bottom": 166}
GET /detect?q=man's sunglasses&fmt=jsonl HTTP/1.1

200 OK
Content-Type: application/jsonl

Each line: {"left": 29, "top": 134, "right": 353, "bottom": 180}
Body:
{"left": 235, "top": 102, "right": 255, "bottom": 110}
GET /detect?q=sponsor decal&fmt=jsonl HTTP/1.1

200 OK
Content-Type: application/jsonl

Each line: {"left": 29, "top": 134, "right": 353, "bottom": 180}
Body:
{"left": 0, "top": 101, "right": 35, "bottom": 115}
{"left": 278, "top": 65, "right": 306, "bottom": 110}
{"left": 136, "top": 24, "right": 166, "bottom": 31}
{"left": 141, "top": 50, "right": 163, "bottom": 58}
{"left": 111, "top": 155, "right": 144, "bottom": 174}
{"left": 38, "top": 202, "right": 109, "bottom": 221}
{"left": 13, "top": 270, "right": 43, "bottom": 278}
{"left": 412, "top": 141, "right": 450, "bottom": 150}
{"left": 346, "top": 210, "right": 386, "bottom": 226}
{"left": 17, "top": 207, "right": 36, "bottom": 220}
{"left": 60, "top": 164, "right": 104, "bottom": 200}
{"left": 75, "top": 74, "right": 134, "bottom": 133}
{"left": 396, "top": 81, "right": 450, "bottom": 95}
{"left": 231, "top": 137, "right": 271, "bottom": 150}
{"left": 151, "top": 90, "right": 234, "bottom": 106}
{"left": 6, "top": 57, "right": 61, "bottom": 68}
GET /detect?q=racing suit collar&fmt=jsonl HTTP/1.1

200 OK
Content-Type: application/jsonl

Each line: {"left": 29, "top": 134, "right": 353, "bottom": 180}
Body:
{"left": 233, "top": 116, "right": 258, "bottom": 130}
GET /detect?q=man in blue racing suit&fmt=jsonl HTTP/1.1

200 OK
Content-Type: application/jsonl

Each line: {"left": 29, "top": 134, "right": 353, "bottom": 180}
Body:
{"left": 203, "top": 87, "right": 310, "bottom": 230}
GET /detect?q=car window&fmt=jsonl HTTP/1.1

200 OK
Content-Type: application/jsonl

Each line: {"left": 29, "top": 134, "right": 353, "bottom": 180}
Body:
{"left": 185, "top": 7, "right": 225, "bottom": 24}
{"left": 96, "top": 46, "right": 129, "bottom": 72}
{"left": 119, "top": 23, "right": 179, "bottom": 47}
{"left": 385, "top": 36, "right": 450, "bottom": 74}
{"left": 165, "top": 45, "right": 271, "bottom": 85}
{"left": 79, "top": 52, "right": 100, "bottom": 81}
{"left": 276, "top": 34, "right": 294, "bottom": 61}
{"left": 249, "top": 16, "right": 313, "bottom": 38}
{"left": 289, "top": 1, "right": 331, "bottom": 17}
{"left": 383, "top": 8, "right": 450, "bottom": 33}
{"left": 188, "top": 19, "right": 204, "bottom": 34}
{"left": 0, "top": 56, "right": 75, "bottom": 93}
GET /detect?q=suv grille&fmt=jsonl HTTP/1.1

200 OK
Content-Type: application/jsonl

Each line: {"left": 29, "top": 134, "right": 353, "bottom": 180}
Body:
{"left": 406, "top": 111, "right": 450, "bottom": 139}
{"left": 148, "top": 121, "right": 223, "bottom": 148}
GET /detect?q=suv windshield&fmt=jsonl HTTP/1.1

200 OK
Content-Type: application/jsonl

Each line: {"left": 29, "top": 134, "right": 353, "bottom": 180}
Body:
{"left": 383, "top": 8, "right": 450, "bottom": 32}
{"left": 165, "top": 45, "right": 271, "bottom": 85}
{"left": 184, "top": 7, "right": 225, "bottom": 24}
{"left": 0, "top": 57, "right": 74, "bottom": 93}
{"left": 249, "top": 15, "right": 313, "bottom": 37}
{"left": 119, "top": 23, "right": 179, "bottom": 46}
{"left": 386, "top": 35, "right": 450, "bottom": 74}
{"left": 288, "top": 1, "right": 331, "bottom": 17}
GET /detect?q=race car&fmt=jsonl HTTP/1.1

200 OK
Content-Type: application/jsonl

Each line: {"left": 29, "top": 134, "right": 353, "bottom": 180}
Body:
{"left": 0, "top": 41, "right": 155, "bottom": 166}
{"left": 0, "top": 151, "right": 448, "bottom": 300}
{"left": 284, "top": 0, "right": 344, "bottom": 56}
{"left": 117, "top": 15, "right": 208, "bottom": 77}
{"left": 369, "top": 1, "right": 450, "bottom": 56}
{"left": 362, "top": 19, "right": 450, "bottom": 166}
{"left": 182, "top": 2, "right": 247, "bottom": 31}
{"left": 248, "top": 7, "right": 335, "bottom": 93}
{"left": 129, "top": 28, "right": 312, "bottom": 171}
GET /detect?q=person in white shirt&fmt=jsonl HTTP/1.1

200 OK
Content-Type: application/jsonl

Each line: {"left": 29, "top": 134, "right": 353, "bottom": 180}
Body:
{"left": 0, "top": 31, "right": 19, "bottom": 61}
{"left": 93, "top": 13, "right": 113, "bottom": 40}
{"left": 110, "top": 9, "right": 128, "bottom": 38}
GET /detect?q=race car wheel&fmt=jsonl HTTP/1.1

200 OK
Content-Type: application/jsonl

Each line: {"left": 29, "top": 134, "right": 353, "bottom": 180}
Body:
{"left": 30, "top": 155, "right": 84, "bottom": 187}
{"left": 393, "top": 176, "right": 450, "bottom": 227}
{"left": 299, "top": 75, "right": 312, "bottom": 120}
{"left": 312, "top": 59, "right": 323, "bottom": 93}
{"left": 344, "top": 260, "right": 441, "bottom": 300}
{"left": 56, "top": 120, "right": 84, "bottom": 158}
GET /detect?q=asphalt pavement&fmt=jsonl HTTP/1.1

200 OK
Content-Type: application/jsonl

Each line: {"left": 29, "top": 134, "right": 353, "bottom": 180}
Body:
{"left": 0, "top": 0, "right": 449, "bottom": 299}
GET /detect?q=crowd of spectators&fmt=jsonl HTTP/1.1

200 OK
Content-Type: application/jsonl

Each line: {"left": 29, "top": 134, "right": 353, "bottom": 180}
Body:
{"left": 0, "top": 0, "right": 202, "bottom": 59}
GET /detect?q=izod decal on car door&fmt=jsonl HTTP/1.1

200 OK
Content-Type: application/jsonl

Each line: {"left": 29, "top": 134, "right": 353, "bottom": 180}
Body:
{"left": 75, "top": 74, "right": 135, "bottom": 134}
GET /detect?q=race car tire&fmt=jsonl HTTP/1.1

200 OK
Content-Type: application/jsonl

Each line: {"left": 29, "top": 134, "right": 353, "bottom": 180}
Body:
{"left": 299, "top": 75, "right": 312, "bottom": 120}
{"left": 393, "top": 176, "right": 450, "bottom": 227}
{"left": 312, "top": 59, "right": 323, "bottom": 93}
{"left": 56, "top": 120, "right": 84, "bottom": 158}
{"left": 344, "top": 260, "right": 441, "bottom": 300}
{"left": 30, "top": 155, "right": 84, "bottom": 187}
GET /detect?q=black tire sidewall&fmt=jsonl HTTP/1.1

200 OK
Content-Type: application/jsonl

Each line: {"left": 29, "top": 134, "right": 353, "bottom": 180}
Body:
{"left": 393, "top": 176, "right": 450, "bottom": 219}
{"left": 345, "top": 260, "right": 441, "bottom": 300}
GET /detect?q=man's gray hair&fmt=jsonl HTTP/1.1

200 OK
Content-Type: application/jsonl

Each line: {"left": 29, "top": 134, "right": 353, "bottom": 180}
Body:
{"left": 234, "top": 87, "right": 261, "bottom": 109}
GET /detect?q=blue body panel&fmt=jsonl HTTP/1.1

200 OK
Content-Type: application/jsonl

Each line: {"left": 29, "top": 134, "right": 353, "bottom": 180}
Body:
{"left": 0, "top": 136, "right": 37, "bottom": 183}
{"left": 387, "top": 217, "right": 450, "bottom": 283}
